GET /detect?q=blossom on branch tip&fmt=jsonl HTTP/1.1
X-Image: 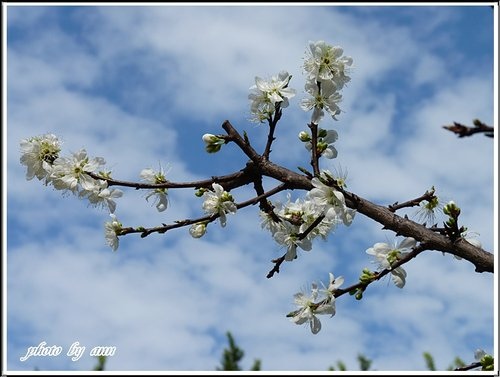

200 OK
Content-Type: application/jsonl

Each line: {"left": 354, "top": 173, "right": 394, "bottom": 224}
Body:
{"left": 140, "top": 167, "right": 169, "bottom": 212}
{"left": 20, "top": 133, "right": 61, "bottom": 181}
{"left": 290, "top": 272, "right": 342, "bottom": 334}
{"left": 303, "top": 40, "right": 352, "bottom": 87}
{"left": 290, "top": 283, "right": 324, "bottom": 334}
{"left": 202, "top": 183, "right": 237, "bottom": 227}
{"left": 248, "top": 71, "right": 296, "bottom": 123}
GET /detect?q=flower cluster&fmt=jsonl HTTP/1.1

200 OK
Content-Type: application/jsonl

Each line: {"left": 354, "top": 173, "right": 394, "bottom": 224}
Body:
{"left": 261, "top": 170, "right": 355, "bottom": 261}
{"left": 248, "top": 71, "right": 296, "bottom": 123}
{"left": 19, "top": 134, "right": 178, "bottom": 251}
{"left": 288, "top": 272, "right": 344, "bottom": 334}
{"left": 301, "top": 40, "right": 352, "bottom": 125}
{"left": 309, "top": 170, "right": 355, "bottom": 225}
{"left": 20, "top": 133, "right": 61, "bottom": 182}
{"left": 20, "top": 134, "right": 123, "bottom": 214}
{"left": 366, "top": 237, "right": 417, "bottom": 288}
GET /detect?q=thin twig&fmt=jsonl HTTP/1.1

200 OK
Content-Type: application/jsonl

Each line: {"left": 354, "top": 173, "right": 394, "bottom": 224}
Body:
{"left": 388, "top": 187, "right": 436, "bottom": 212}
{"left": 443, "top": 119, "right": 494, "bottom": 138}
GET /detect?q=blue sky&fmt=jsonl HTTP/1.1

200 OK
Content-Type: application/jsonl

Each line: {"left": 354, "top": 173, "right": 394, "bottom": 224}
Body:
{"left": 4, "top": 3, "right": 497, "bottom": 372}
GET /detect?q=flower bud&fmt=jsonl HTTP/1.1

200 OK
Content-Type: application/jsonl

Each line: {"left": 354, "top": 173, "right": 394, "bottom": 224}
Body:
{"left": 443, "top": 200, "right": 460, "bottom": 217}
{"left": 189, "top": 222, "right": 207, "bottom": 238}
{"left": 205, "top": 143, "right": 222, "bottom": 153}
{"left": 195, "top": 188, "right": 207, "bottom": 197}
{"left": 202, "top": 133, "right": 224, "bottom": 153}
{"left": 202, "top": 133, "right": 218, "bottom": 143}
{"left": 298, "top": 131, "right": 311, "bottom": 142}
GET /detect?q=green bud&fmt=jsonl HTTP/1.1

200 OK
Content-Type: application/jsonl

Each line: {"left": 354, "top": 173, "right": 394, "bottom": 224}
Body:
{"left": 298, "top": 131, "right": 311, "bottom": 142}
{"left": 205, "top": 144, "right": 222, "bottom": 153}
{"left": 195, "top": 188, "right": 207, "bottom": 197}
{"left": 318, "top": 128, "right": 328, "bottom": 138}
{"left": 443, "top": 201, "right": 460, "bottom": 217}
{"left": 221, "top": 191, "right": 234, "bottom": 202}
{"left": 98, "top": 170, "right": 112, "bottom": 179}
{"left": 317, "top": 141, "right": 328, "bottom": 154}
{"left": 480, "top": 355, "right": 494, "bottom": 371}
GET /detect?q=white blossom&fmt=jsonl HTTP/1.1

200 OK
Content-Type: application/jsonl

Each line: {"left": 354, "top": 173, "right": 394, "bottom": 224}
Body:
{"left": 322, "top": 272, "right": 344, "bottom": 299}
{"left": 273, "top": 222, "right": 312, "bottom": 261}
{"left": 249, "top": 71, "right": 296, "bottom": 123}
{"left": 265, "top": 195, "right": 338, "bottom": 260}
{"left": 291, "top": 283, "right": 324, "bottom": 334}
{"left": 50, "top": 149, "right": 106, "bottom": 193}
{"left": 366, "top": 237, "right": 416, "bottom": 288}
{"left": 104, "top": 214, "right": 122, "bottom": 251}
{"left": 20, "top": 133, "right": 61, "bottom": 181}
{"left": 290, "top": 272, "right": 342, "bottom": 334}
{"left": 86, "top": 181, "right": 123, "bottom": 214}
{"left": 301, "top": 79, "right": 342, "bottom": 124}
{"left": 308, "top": 171, "right": 356, "bottom": 226}
{"left": 303, "top": 40, "right": 352, "bottom": 87}
{"left": 140, "top": 167, "right": 169, "bottom": 212}
{"left": 202, "top": 183, "right": 237, "bottom": 227}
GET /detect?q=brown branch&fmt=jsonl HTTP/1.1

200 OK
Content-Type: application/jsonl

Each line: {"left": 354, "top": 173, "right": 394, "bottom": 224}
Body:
{"left": 266, "top": 255, "right": 286, "bottom": 279}
{"left": 92, "top": 119, "right": 493, "bottom": 274}
{"left": 287, "top": 243, "right": 428, "bottom": 316}
{"left": 388, "top": 187, "right": 436, "bottom": 212}
{"left": 221, "top": 120, "right": 494, "bottom": 273}
{"left": 334, "top": 243, "right": 427, "bottom": 297}
{"left": 262, "top": 105, "right": 282, "bottom": 160}
{"left": 308, "top": 122, "right": 321, "bottom": 176}
{"left": 222, "top": 120, "right": 262, "bottom": 163}
{"left": 443, "top": 119, "right": 494, "bottom": 138}
{"left": 121, "top": 183, "right": 288, "bottom": 238}
{"left": 453, "top": 362, "right": 482, "bottom": 371}
{"left": 87, "top": 169, "right": 253, "bottom": 192}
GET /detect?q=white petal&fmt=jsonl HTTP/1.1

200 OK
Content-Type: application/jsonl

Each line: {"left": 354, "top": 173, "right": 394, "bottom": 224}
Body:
{"left": 391, "top": 267, "right": 407, "bottom": 288}
{"left": 310, "top": 315, "right": 322, "bottom": 334}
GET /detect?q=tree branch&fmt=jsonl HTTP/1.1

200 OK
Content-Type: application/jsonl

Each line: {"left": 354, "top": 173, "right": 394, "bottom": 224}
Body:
{"left": 221, "top": 120, "right": 494, "bottom": 273}
{"left": 443, "top": 119, "right": 494, "bottom": 138}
